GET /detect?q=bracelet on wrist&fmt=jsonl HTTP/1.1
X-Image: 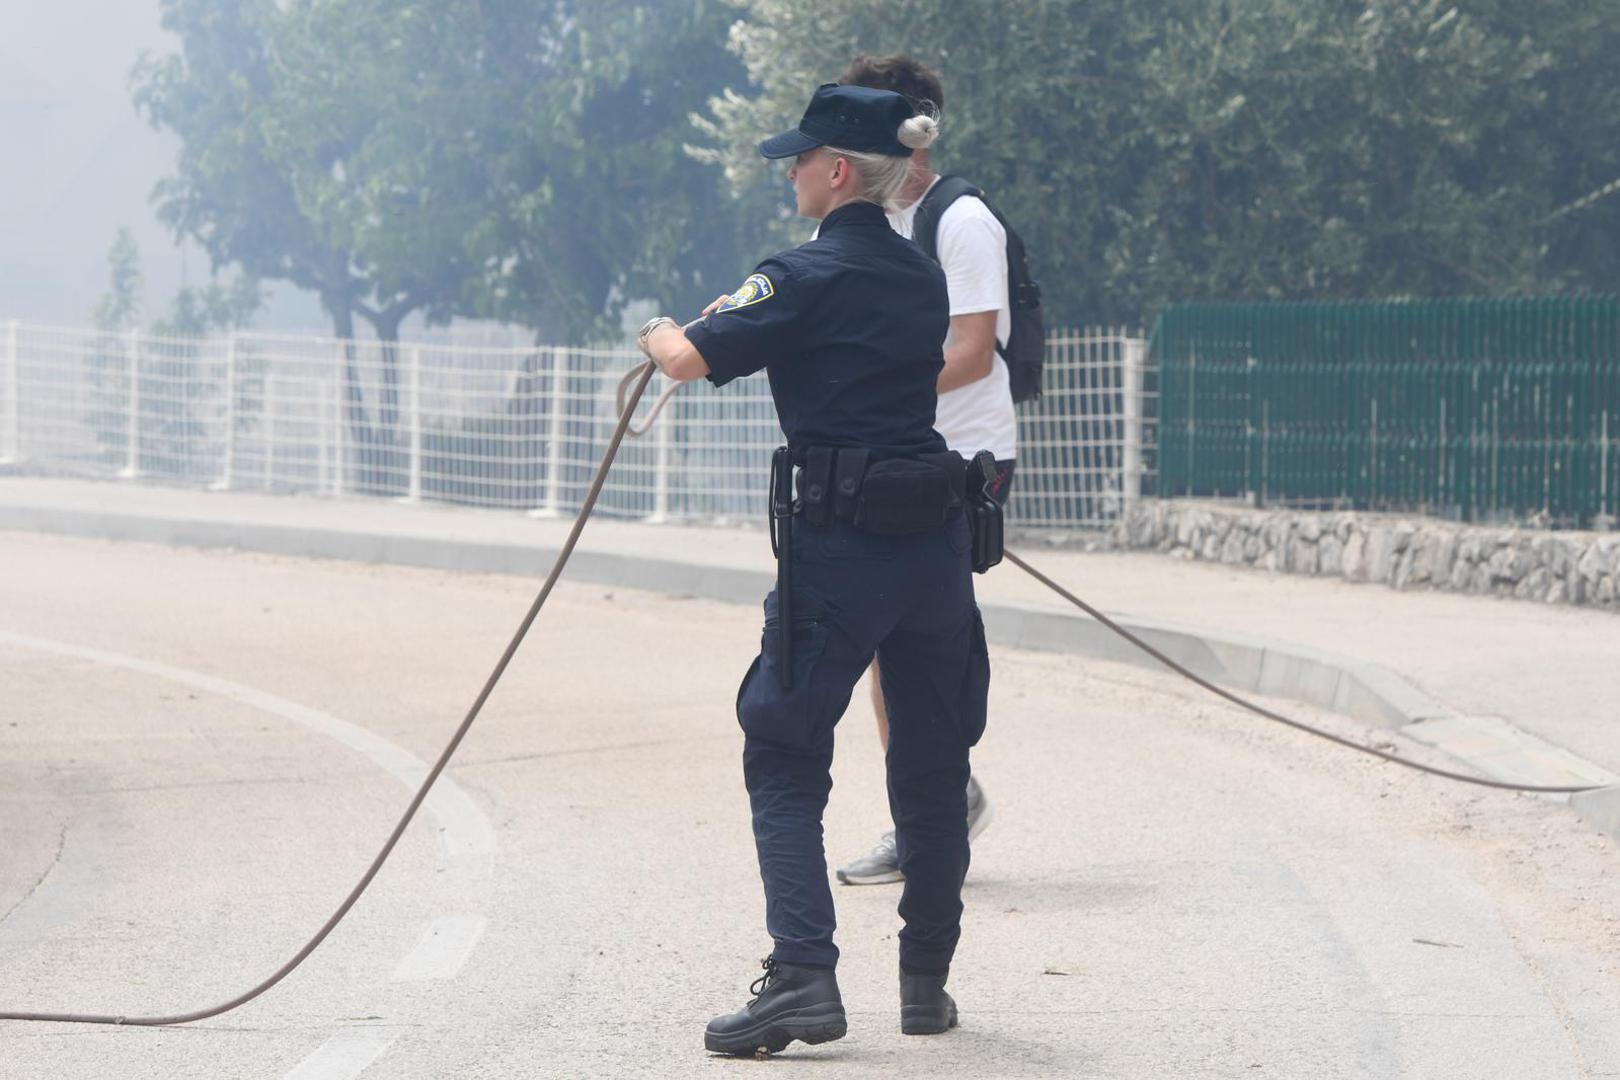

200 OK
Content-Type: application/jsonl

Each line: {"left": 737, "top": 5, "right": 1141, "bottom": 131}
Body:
{"left": 638, "top": 316, "right": 676, "bottom": 344}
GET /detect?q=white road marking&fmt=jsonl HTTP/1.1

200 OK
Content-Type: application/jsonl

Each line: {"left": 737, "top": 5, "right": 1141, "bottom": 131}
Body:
{"left": 283, "top": 1030, "right": 402, "bottom": 1080}
{"left": 0, "top": 630, "right": 496, "bottom": 860}
{"left": 393, "top": 915, "right": 489, "bottom": 981}
{"left": 4, "top": 629, "right": 499, "bottom": 1079}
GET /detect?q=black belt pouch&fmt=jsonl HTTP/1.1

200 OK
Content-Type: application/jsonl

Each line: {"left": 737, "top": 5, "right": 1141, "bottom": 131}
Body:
{"left": 800, "top": 447, "right": 836, "bottom": 526}
{"left": 854, "top": 458, "right": 950, "bottom": 535}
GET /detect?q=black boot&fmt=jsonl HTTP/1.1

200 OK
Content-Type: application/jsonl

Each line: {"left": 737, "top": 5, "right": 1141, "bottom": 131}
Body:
{"left": 899, "top": 969, "right": 958, "bottom": 1035}
{"left": 704, "top": 957, "right": 847, "bottom": 1057}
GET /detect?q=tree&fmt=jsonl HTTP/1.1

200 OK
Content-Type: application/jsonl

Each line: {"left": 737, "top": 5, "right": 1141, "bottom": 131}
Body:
{"left": 150, "top": 274, "right": 264, "bottom": 338}
{"left": 136, "top": 0, "right": 545, "bottom": 489}
{"left": 88, "top": 229, "right": 260, "bottom": 479}
{"left": 134, "top": 3, "right": 349, "bottom": 335}
{"left": 1120, "top": 0, "right": 1568, "bottom": 305}
{"left": 462, "top": 0, "right": 772, "bottom": 340}
{"left": 92, "top": 228, "right": 145, "bottom": 333}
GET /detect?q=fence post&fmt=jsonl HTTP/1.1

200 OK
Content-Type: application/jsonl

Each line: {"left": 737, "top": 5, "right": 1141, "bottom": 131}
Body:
{"left": 645, "top": 374, "right": 673, "bottom": 523}
{"left": 1600, "top": 410, "right": 1612, "bottom": 530}
{"left": 213, "top": 333, "right": 238, "bottom": 490}
{"left": 532, "top": 345, "right": 570, "bottom": 518}
{"left": 1437, "top": 397, "right": 1447, "bottom": 514}
{"left": 264, "top": 375, "right": 277, "bottom": 490}
{"left": 120, "top": 328, "right": 141, "bottom": 478}
{"left": 1369, "top": 397, "right": 1379, "bottom": 504}
{"left": 332, "top": 374, "right": 347, "bottom": 497}
{"left": 1244, "top": 354, "right": 1258, "bottom": 504}
{"left": 318, "top": 379, "right": 331, "bottom": 495}
{"left": 1260, "top": 398, "right": 1271, "bottom": 506}
{"left": 403, "top": 345, "right": 423, "bottom": 503}
{"left": 1121, "top": 335, "right": 1145, "bottom": 515}
{"left": 331, "top": 343, "right": 351, "bottom": 497}
{"left": 1, "top": 319, "right": 19, "bottom": 463}
{"left": 1185, "top": 345, "right": 1197, "bottom": 497}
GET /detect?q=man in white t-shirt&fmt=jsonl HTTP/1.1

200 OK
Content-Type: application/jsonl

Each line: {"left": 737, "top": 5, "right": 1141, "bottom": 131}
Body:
{"left": 835, "top": 54, "right": 1016, "bottom": 886}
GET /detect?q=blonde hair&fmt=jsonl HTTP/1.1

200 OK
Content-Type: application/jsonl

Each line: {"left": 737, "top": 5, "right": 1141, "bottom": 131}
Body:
{"left": 826, "top": 114, "right": 939, "bottom": 213}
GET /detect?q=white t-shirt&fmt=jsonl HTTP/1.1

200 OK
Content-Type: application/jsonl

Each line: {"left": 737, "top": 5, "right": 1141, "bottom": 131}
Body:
{"left": 889, "top": 176, "right": 1018, "bottom": 461}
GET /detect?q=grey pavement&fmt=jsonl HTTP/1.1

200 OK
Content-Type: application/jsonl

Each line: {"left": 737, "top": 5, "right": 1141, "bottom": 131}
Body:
{"left": 3, "top": 477, "right": 1619, "bottom": 789}
{"left": 2, "top": 530, "right": 1620, "bottom": 1078}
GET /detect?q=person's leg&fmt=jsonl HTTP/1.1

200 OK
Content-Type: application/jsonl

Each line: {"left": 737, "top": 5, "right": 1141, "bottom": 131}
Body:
{"left": 878, "top": 605, "right": 987, "bottom": 976}
{"left": 879, "top": 515, "right": 990, "bottom": 980}
{"left": 740, "top": 734, "right": 839, "bottom": 965}
{"left": 870, "top": 655, "right": 890, "bottom": 750}
{"left": 732, "top": 579, "right": 872, "bottom": 966}
{"left": 708, "top": 574, "right": 876, "bottom": 1056}
{"left": 837, "top": 654, "right": 905, "bottom": 886}
{"left": 837, "top": 460, "right": 1012, "bottom": 887}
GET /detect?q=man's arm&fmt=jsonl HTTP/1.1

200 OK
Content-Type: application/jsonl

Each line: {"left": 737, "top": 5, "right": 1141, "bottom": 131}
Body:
{"left": 936, "top": 310, "right": 998, "bottom": 394}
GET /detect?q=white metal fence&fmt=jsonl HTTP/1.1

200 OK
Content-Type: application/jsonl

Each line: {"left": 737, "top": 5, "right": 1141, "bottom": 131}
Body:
{"left": 0, "top": 319, "right": 1151, "bottom": 531}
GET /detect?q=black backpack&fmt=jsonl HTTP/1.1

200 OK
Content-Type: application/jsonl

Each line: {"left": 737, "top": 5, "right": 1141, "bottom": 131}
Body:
{"left": 911, "top": 176, "right": 1045, "bottom": 403}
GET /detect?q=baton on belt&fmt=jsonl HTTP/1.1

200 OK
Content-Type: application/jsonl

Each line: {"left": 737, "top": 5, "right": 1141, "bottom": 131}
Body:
{"left": 769, "top": 446, "right": 795, "bottom": 689}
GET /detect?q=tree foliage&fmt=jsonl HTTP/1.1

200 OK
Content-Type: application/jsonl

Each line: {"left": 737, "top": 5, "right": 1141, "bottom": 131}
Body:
{"left": 134, "top": 0, "right": 1620, "bottom": 340}
{"left": 459, "top": 0, "right": 771, "bottom": 339}
{"left": 93, "top": 228, "right": 146, "bottom": 333}
{"left": 697, "top": 0, "right": 1620, "bottom": 327}
{"left": 134, "top": 0, "right": 485, "bottom": 343}
{"left": 135, "top": 0, "right": 765, "bottom": 344}
{"left": 93, "top": 226, "right": 260, "bottom": 336}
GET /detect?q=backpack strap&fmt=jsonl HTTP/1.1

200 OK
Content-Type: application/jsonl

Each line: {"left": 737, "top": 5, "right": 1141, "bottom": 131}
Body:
{"left": 911, "top": 175, "right": 983, "bottom": 263}
{"left": 913, "top": 176, "right": 1012, "bottom": 357}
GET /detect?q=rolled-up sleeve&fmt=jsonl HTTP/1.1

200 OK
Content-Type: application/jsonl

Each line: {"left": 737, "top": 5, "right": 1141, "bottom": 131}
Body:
{"left": 684, "top": 257, "right": 800, "bottom": 387}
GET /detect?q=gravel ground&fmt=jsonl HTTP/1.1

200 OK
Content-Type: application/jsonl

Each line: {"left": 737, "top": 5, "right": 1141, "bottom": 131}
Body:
{"left": 2, "top": 531, "right": 1618, "bottom": 1079}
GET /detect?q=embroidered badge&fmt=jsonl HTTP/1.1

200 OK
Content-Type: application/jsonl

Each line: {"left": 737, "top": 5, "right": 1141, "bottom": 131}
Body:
{"left": 716, "top": 273, "right": 775, "bottom": 313}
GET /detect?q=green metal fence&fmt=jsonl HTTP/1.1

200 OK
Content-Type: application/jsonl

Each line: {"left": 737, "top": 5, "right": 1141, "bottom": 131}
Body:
{"left": 1155, "top": 298, "right": 1620, "bottom": 528}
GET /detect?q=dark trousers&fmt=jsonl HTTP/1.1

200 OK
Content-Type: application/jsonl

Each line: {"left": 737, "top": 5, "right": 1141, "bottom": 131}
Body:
{"left": 734, "top": 510, "right": 990, "bottom": 974}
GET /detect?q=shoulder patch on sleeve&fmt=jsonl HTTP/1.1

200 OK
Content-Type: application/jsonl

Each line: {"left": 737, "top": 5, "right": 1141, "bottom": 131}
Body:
{"left": 716, "top": 273, "right": 775, "bottom": 313}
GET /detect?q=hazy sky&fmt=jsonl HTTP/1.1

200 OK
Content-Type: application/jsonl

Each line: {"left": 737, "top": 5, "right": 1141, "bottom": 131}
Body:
{"left": 0, "top": 2, "right": 318, "bottom": 329}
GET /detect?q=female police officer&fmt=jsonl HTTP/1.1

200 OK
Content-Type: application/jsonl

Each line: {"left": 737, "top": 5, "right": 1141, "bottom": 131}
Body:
{"left": 638, "top": 83, "right": 990, "bottom": 1057}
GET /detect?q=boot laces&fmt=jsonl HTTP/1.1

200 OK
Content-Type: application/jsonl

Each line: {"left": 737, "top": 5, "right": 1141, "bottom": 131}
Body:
{"left": 749, "top": 956, "right": 779, "bottom": 1000}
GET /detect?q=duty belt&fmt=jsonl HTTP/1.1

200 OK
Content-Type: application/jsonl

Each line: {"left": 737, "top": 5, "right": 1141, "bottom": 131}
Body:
{"left": 795, "top": 446, "right": 966, "bottom": 533}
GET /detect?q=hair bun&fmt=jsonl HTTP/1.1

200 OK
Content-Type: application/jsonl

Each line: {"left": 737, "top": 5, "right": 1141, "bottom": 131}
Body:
{"left": 897, "top": 113, "right": 938, "bottom": 150}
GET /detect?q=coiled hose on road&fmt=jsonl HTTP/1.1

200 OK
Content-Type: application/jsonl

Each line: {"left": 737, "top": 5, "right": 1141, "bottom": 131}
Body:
{"left": 0, "top": 360, "right": 1599, "bottom": 1028}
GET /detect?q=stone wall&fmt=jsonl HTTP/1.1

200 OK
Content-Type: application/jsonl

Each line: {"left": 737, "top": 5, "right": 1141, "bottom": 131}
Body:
{"left": 1114, "top": 500, "right": 1620, "bottom": 610}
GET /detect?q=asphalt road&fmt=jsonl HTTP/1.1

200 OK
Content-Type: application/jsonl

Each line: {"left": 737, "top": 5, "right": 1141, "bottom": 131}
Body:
{"left": 3, "top": 532, "right": 1618, "bottom": 1079}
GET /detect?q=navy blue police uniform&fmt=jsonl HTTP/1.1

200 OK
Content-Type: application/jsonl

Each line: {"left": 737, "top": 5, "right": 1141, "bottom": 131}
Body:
{"left": 682, "top": 86, "right": 991, "bottom": 1008}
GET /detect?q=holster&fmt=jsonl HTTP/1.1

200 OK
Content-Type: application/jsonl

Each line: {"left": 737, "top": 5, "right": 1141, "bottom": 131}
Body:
{"left": 966, "top": 450, "right": 1005, "bottom": 574}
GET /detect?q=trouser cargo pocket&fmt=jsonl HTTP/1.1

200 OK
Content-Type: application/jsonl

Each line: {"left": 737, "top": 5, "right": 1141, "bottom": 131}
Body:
{"left": 736, "top": 587, "right": 837, "bottom": 753}
{"left": 957, "top": 607, "right": 990, "bottom": 746}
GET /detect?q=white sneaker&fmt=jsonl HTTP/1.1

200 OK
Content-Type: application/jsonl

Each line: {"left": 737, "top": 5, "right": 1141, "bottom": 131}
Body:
{"left": 966, "top": 775, "right": 994, "bottom": 842}
{"left": 836, "top": 829, "right": 903, "bottom": 886}
{"left": 836, "top": 776, "right": 994, "bottom": 887}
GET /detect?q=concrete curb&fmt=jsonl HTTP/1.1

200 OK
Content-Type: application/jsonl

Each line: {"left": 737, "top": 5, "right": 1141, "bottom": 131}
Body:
{"left": 5, "top": 500, "right": 1619, "bottom": 841}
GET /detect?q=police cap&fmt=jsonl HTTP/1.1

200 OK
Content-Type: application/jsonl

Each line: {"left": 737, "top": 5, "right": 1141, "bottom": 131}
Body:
{"left": 759, "top": 83, "right": 916, "bottom": 160}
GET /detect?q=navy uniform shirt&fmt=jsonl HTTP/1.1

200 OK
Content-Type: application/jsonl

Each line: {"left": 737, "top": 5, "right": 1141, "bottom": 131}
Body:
{"left": 684, "top": 200, "right": 950, "bottom": 461}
